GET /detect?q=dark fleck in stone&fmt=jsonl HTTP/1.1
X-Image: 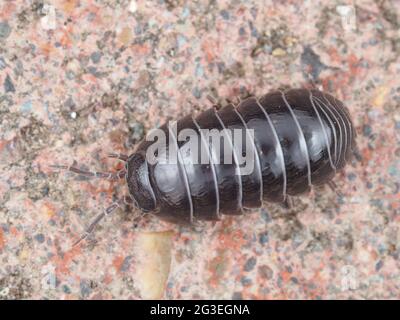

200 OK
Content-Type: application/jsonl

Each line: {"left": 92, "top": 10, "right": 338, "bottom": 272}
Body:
{"left": 239, "top": 27, "right": 246, "bottom": 36}
{"left": 87, "top": 66, "right": 101, "bottom": 77}
{"left": 362, "top": 124, "right": 372, "bottom": 137}
{"left": 370, "top": 198, "right": 383, "bottom": 209}
{"left": 259, "top": 231, "right": 269, "bottom": 245}
{"left": 80, "top": 280, "right": 92, "bottom": 298}
{"left": 301, "top": 46, "right": 327, "bottom": 81}
{"left": 232, "top": 292, "right": 243, "bottom": 300}
{"left": 375, "top": 260, "right": 384, "bottom": 271}
{"left": 135, "top": 70, "right": 151, "bottom": 89}
{"left": 244, "top": 257, "right": 257, "bottom": 271}
{"left": 64, "top": 97, "right": 75, "bottom": 108}
{"left": 34, "top": 233, "right": 45, "bottom": 243}
{"left": 290, "top": 277, "right": 299, "bottom": 284}
{"left": 241, "top": 276, "right": 252, "bottom": 286}
{"left": 192, "top": 86, "right": 201, "bottom": 99}
{"left": 348, "top": 173, "right": 357, "bottom": 181}
{"left": 0, "top": 21, "right": 11, "bottom": 39}
{"left": 369, "top": 38, "right": 378, "bottom": 45}
{"left": 260, "top": 209, "right": 271, "bottom": 223}
{"left": 128, "top": 121, "right": 144, "bottom": 143}
{"left": 66, "top": 70, "right": 75, "bottom": 80}
{"left": 258, "top": 265, "right": 273, "bottom": 279}
{"left": 90, "top": 51, "right": 102, "bottom": 64}
{"left": 134, "top": 24, "right": 143, "bottom": 35}
{"left": 62, "top": 285, "right": 71, "bottom": 294}
{"left": 0, "top": 57, "right": 7, "bottom": 69}
{"left": 4, "top": 74, "right": 15, "bottom": 93}
{"left": 101, "top": 92, "right": 119, "bottom": 109}
{"left": 172, "top": 62, "right": 184, "bottom": 73}
{"left": 41, "top": 185, "right": 49, "bottom": 197}
{"left": 249, "top": 21, "right": 258, "bottom": 38}
{"left": 220, "top": 10, "right": 230, "bottom": 20}
{"left": 217, "top": 62, "right": 225, "bottom": 73}
{"left": 14, "top": 60, "right": 23, "bottom": 76}
{"left": 120, "top": 256, "right": 132, "bottom": 272}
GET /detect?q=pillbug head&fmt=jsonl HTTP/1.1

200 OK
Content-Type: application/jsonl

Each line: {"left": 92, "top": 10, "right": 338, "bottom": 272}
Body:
{"left": 126, "top": 151, "right": 157, "bottom": 212}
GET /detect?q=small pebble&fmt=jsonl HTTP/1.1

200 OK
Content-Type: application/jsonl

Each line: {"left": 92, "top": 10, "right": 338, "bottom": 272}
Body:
{"left": 272, "top": 48, "right": 286, "bottom": 57}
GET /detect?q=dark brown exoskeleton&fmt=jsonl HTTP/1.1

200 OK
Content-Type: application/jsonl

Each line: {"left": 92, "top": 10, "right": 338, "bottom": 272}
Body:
{"left": 52, "top": 88, "right": 357, "bottom": 246}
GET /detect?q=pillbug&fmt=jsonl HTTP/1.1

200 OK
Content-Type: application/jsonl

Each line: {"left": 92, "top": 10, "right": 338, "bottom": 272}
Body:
{"left": 52, "top": 88, "right": 357, "bottom": 246}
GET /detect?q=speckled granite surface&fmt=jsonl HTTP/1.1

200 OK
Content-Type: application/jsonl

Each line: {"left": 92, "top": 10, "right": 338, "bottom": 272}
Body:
{"left": 0, "top": 0, "right": 399, "bottom": 300}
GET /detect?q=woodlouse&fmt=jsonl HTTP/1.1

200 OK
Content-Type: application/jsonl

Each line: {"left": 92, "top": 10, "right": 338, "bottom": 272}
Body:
{"left": 53, "top": 88, "right": 357, "bottom": 246}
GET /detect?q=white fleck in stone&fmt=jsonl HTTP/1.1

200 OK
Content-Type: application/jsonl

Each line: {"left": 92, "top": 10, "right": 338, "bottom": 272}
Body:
{"left": 70, "top": 111, "right": 77, "bottom": 119}
{"left": 41, "top": 4, "right": 57, "bottom": 30}
{"left": 0, "top": 287, "right": 10, "bottom": 297}
{"left": 358, "top": 248, "right": 371, "bottom": 263}
{"left": 129, "top": 0, "right": 137, "bottom": 13}
{"left": 336, "top": 5, "right": 357, "bottom": 32}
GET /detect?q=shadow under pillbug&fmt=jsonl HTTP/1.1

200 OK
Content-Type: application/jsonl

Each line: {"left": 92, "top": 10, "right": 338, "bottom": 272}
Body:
{"left": 52, "top": 88, "right": 357, "bottom": 246}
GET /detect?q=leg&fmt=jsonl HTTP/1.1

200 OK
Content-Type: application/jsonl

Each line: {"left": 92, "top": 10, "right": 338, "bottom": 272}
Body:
{"left": 207, "top": 93, "right": 224, "bottom": 111}
{"left": 282, "top": 195, "right": 294, "bottom": 210}
{"left": 206, "top": 94, "right": 218, "bottom": 105}
{"left": 240, "top": 86, "right": 254, "bottom": 100}
{"left": 107, "top": 153, "right": 129, "bottom": 162}
{"left": 72, "top": 195, "right": 135, "bottom": 247}
{"left": 132, "top": 211, "right": 149, "bottom": 228}
{"left": 229, "top": 87, "right": 254, "bottom": 107}
{"left": 352, "top": 145, "right": 363, "bottom": 163}
{"left": 51, "top": 164, "right": 126, "bottom": 180}
{"left": 327, "top": 180, "right": 344, "bottom": 197}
